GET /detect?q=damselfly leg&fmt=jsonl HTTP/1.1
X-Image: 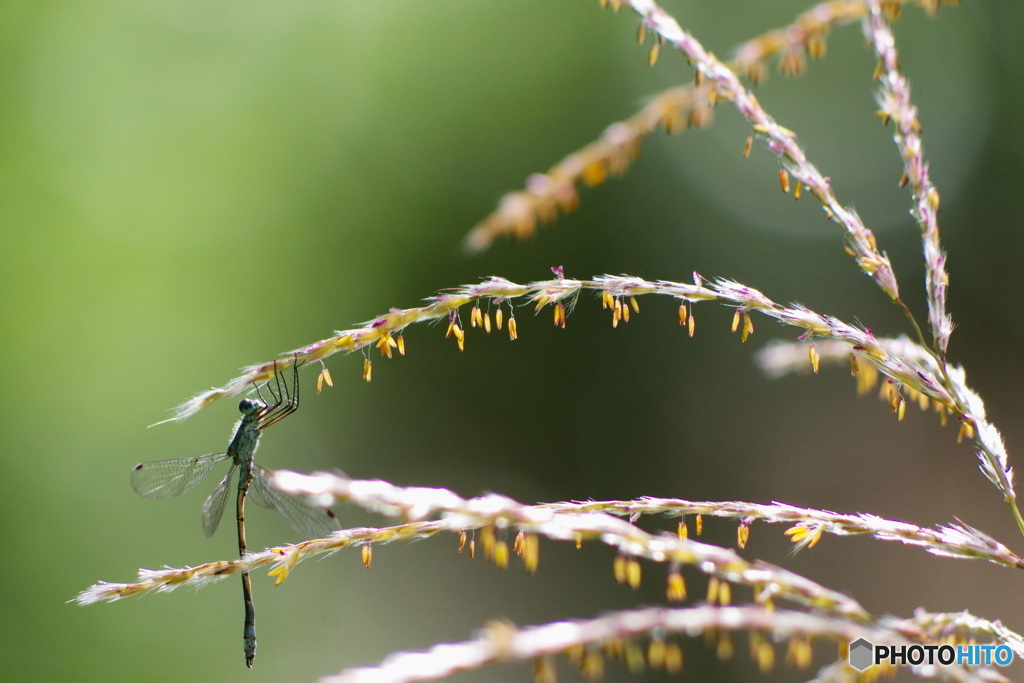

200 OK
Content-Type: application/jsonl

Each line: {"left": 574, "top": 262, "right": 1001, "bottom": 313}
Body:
{"left": 252, "top": 356, "right": 300, "bottom": 430}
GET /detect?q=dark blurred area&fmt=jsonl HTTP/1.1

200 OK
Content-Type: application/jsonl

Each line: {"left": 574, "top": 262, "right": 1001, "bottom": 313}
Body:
{"left": 2, "top": 1, "right": 1023, "bottom": 680}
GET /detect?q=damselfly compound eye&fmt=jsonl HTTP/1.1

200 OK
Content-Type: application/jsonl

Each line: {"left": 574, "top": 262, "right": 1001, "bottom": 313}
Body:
{"left": 238, "top": 398, "right": 263, "bottom": 415}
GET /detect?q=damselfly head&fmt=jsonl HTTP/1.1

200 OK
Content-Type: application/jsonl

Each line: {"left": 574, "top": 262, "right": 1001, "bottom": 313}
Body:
{"left": 239, "top": 398, "right": 265, "bottom": 415}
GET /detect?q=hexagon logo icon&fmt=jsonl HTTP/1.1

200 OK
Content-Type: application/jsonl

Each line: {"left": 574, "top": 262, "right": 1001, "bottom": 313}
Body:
{"left": 849, "top": 638, "right": 874, "bottom": 671}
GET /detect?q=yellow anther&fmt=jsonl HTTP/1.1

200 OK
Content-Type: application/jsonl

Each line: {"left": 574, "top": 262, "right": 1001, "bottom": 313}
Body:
{"left": 707, "top": 577, "right": 720, "bottom": 604}
{"left": 613, "top": 555, "right": 626, "bottom": 584}
{"left": 756, "top": 642, "right": 775, "bottom": 672}
{"left": 664, "top": 643, "right": 684, "bottom": 673}
{"left": 625, "top": 559, "right": 642, "bottom": 589}
{"left": 582, "top": 651, "right": 604, "bottom": 680}
{"left": 667, "top": 571, "right": 686, "bottom": 602}
{"left": 376, "top": 332, "right": 396, "bottom": 358}
{"left": 808, "top": 33, "right": 826, "bottom": 60}
{"left": 648, "top": 43, "right": 660, "bottom": 66}
{"left": 534, "top": 657, "right": 557, "bottom": 683}
{"left": 958, "top": 420, "right": 974, "bottom": 443}
{"left": 481, "top": 526, "right": 496, "bottom": 560}
{"left": 737, "top": 523, "right": 750, "bottom": 548}
{"left": 494, "top": 541, "right": 509, "bottom": 569}
{"left": 553, "top": 303, "right": 567, "bottom": 328}
{"left": 779, "top": 169, "right": 791, "bottom": 193}
{"left": 522, "top": 533, "right": 539, "bottom": 574}
{"left": 717, "top": 633, "right": 734, "bottom": 660}
{"left": 316, "top": 367, "right": 333, "bottom": 394}
{"left": 648, "top": 640, "right": 666, "bottom": 669}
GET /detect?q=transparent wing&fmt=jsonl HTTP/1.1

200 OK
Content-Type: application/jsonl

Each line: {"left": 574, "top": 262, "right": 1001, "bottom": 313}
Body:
{"left": 201, "top": 465, "right": 236, "bottom": 538}
{"left": 131, "top": 452, "right": 228, "bottom": 499}
{"left": 250, "top": 465, "right": 341, "bottom": 539}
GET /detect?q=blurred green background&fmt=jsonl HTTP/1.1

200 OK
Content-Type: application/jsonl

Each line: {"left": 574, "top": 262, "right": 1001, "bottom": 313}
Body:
{"left": 4, "top": 0, "right": 1024, "bottom": 680}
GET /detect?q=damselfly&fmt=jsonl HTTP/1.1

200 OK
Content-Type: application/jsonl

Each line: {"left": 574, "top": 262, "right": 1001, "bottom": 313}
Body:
{"left": 131, "top": 359, "right": 339, "bottom": 668}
